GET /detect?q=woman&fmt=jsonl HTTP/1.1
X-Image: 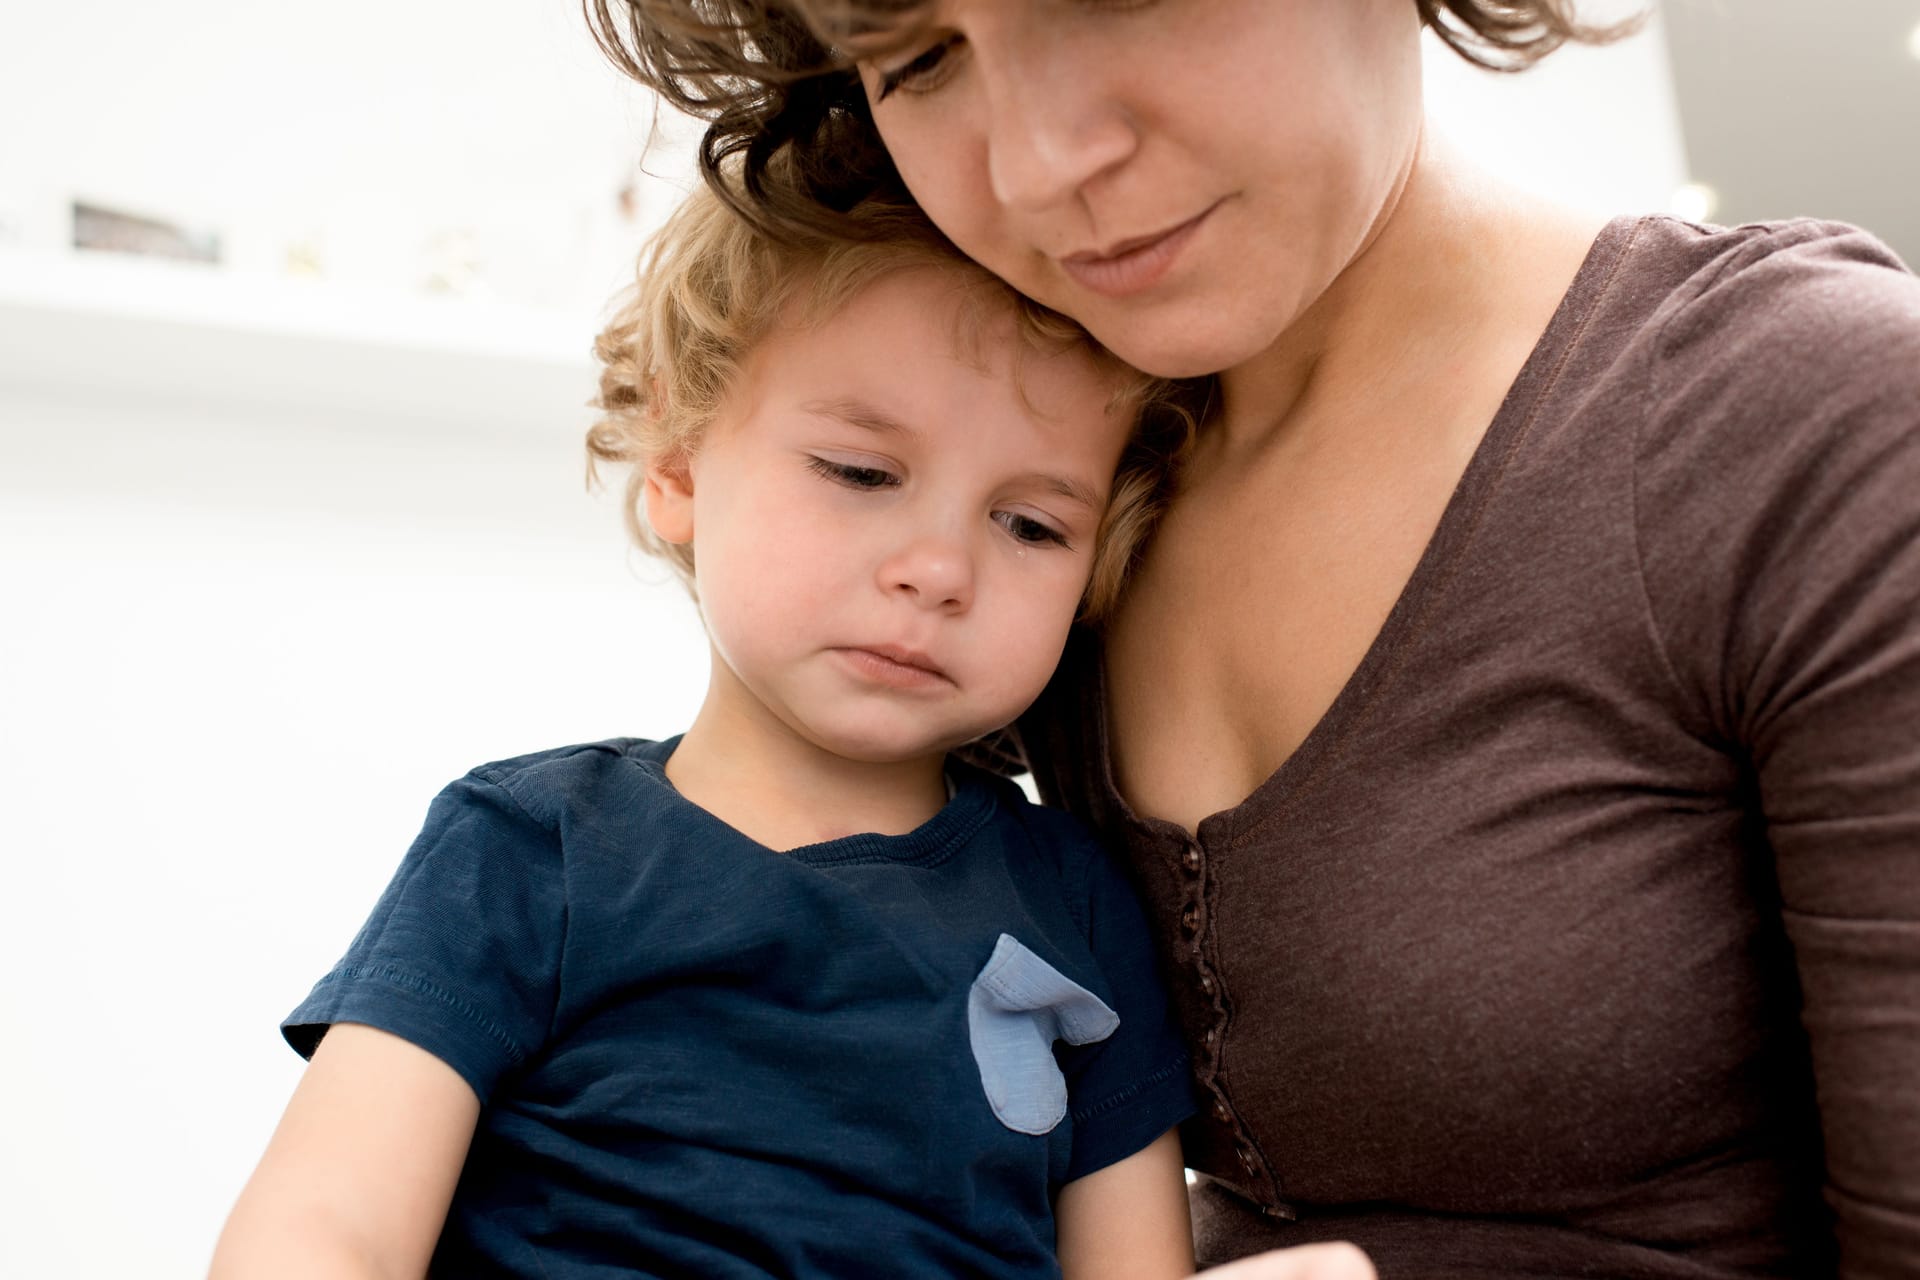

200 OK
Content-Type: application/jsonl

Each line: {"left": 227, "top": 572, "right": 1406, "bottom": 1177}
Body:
{"left": 589, "top": 1, "right": 1920, "bottom": 1275}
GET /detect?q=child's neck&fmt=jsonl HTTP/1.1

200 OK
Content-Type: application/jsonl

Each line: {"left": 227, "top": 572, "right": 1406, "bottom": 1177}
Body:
{"left": 664, "top": 702, "right": 951, "bottom": 853}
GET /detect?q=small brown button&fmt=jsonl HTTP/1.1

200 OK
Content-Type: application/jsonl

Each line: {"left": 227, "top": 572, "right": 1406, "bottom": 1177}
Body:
{"left": 1181, "top": 905, "right": 1199, "bottom": 931}
{"left": 1212, "top": 1099, "right": 1232, "bottom": 1122}
{"left": 1239, "top": 1148, "right": 1258, "bottom": 1173}
{"left": 1182, "top": 845, "right": 1202, "bottom": 872}
{"left": 1203, "top": 1027, "right": 1217, "bottom": 1046}
{"left": 1200, "top": 973, "right": 1216, "bottom": 995}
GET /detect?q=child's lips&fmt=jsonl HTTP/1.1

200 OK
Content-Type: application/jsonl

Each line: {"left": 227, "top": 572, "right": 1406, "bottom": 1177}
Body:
{"left": 833, "top": 645, "right": 953, "bottom": 689}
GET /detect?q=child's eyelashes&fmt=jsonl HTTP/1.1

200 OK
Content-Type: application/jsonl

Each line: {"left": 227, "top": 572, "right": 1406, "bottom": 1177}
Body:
{"left": 995, "top": 511, "right": 1072, "bottom": 550}
{"left": 806, "top": 454, "right": 1075, "bottom": 549}
{"left": 808, "top": 455, "right": 900, "bottom": 489}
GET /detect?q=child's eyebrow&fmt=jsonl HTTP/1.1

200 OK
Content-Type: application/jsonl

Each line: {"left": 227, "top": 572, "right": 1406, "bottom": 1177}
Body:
{"left": 1025, "top": 473, "right": 1103, "bottom": 511}
{"left": 804, "top": 396, "right": 913, "bottom": 438}
{"left": 803, "top": 396, "right": 1104, "bottom": 511}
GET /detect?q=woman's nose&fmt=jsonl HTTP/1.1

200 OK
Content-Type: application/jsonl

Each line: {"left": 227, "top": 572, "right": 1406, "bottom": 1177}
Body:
{"left": 980, "top": 48, "right": 1137, "bottom": 212}
{"left": 879, "top": 533, "right": 975, "bottom": 613}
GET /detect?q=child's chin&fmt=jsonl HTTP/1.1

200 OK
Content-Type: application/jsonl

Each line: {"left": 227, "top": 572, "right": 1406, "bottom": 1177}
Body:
{"left": 806, "top": 721, "right": 979, "bottom": 768}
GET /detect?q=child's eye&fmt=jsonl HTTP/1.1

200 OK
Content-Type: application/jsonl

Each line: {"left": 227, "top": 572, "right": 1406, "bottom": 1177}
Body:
{"left": 996, "top": 511, "right": 1071, "bottom": 549}
{"left": 874, "top": 34, "right": 964, "bottom": 101}
{"left": 808, "top": 456, "right": 899, "bottom": 489}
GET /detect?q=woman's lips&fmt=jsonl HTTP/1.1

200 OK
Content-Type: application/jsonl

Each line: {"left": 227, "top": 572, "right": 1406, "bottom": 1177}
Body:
{"left": 1058, "top": 201, "right": 1221, "bottom": 299}
{"left": 832, "top": 646, "right": 953, "bottom": 690}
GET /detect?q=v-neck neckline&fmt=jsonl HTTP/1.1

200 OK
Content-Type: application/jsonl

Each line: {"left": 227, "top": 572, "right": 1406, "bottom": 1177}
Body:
{"left": 1088, "top": 214, "right": 1646, "bottom": 851}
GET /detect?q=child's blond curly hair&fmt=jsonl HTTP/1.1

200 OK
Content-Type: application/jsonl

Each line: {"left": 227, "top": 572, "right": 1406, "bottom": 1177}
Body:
{"left": 586, "top": 180, "right": 1204, "bottom": 622}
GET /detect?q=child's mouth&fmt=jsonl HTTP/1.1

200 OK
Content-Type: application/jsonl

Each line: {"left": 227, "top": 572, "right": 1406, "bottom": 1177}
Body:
{"left": 833, "top": 646, "right": 953, "bottom": 689}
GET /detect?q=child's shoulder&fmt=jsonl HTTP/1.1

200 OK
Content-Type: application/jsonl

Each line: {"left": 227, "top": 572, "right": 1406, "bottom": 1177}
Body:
{"left": 958, "top": 757, "right": 1084, "bottom": 832}
{"left": 955, "top": 758, "right": 1116, "bottom": 890}
{"left": 465, "top": 736, "right": 664, "bottom": 783}
{"left": 452, "top": 736, "right": 673, "bottom": 830}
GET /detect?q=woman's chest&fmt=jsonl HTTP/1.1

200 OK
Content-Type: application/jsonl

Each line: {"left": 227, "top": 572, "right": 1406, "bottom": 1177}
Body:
{"left": 1102, "top": 563, "right": 1361, "bottom": 833}
{"left": 1102, "top": 624, "right": 1806, "bottom": 1218}
{"left": 1103, "top": 422, "right": 1477, "bottom": 832}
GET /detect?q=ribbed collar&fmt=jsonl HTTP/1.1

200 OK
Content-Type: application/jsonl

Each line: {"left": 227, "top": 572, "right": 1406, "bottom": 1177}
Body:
{"left": 623, "top": 736, "right": 999, "bottom": 869}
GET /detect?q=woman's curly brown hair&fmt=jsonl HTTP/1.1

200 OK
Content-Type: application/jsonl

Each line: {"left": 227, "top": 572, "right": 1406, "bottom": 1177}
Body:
{"left": 586, "top": 0, "right": 1640, "bottom": 244}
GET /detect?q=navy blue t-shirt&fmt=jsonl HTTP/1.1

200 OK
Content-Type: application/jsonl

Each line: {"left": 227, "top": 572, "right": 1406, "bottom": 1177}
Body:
{"left": 284, "top": 738, "right": 1194, "bottom": 1278}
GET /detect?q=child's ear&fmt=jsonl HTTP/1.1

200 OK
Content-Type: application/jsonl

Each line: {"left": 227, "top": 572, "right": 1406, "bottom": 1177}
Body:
{"left": 642, "top": 455, "right": 696, "bottom": 545}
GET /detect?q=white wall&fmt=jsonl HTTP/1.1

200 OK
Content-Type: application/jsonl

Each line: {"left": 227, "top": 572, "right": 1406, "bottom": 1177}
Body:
{"left": 1423, "top": 8, "right": 1692, "bottom": 214}
{"left": 0, "top": 0, "right": 701, "bottom": 311}
{"left": 0, "top": 5, "right": 1689, "bottom": 1277}
{"left": 0, "top": 380, "right": 714, "bottom": 1278}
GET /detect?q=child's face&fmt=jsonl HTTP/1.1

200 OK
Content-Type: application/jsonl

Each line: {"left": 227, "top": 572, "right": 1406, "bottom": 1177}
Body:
{"left": 647, "top": 266, "right": 1133, "bottom": 765}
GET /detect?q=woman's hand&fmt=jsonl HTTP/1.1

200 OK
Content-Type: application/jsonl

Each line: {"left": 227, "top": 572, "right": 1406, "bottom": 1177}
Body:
{"left": 1192, "top": 1243, "right": 1376, "bottom": 1280}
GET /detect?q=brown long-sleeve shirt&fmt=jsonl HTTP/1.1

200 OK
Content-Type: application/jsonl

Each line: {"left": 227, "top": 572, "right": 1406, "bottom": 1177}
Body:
{"left": 1014, "top": 216, "right": 1920, "bottom": 1278}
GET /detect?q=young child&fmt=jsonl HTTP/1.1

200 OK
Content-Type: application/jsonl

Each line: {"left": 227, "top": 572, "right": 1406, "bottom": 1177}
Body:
{"left": 211, "top": 182, "right": 1201, "bottom": 1280}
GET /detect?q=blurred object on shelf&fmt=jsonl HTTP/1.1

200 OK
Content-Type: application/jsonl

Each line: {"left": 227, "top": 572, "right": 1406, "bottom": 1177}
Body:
{"left": 284, "top": 231, "right": 326, "bottom": 280}
{"left": 422, "top": 227, "right": 484, "bottom": 296}
{"left": 73, "top": 199, "right": 221, "bottom": 264}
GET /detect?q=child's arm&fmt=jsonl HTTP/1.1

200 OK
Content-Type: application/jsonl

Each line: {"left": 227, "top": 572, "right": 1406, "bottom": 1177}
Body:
{"left": 1055, "top": 1129, "right": 1195, "bottom": 1280}
{"left": 209, "top": 1023, "right": 480, "bottom": 1280}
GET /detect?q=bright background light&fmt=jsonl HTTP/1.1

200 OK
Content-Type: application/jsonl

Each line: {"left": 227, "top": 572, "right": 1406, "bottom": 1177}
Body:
{"left": 1671, "top": 180, "right": 1722, "bottom": 222}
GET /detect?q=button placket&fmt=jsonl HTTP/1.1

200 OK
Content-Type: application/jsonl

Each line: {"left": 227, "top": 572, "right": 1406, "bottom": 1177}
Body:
{"left": 1180, "top": 838, "right": 1222, "bottom": 1057}
{"left": 1164, "top": 834, "right": 1291, "bottom": 1220}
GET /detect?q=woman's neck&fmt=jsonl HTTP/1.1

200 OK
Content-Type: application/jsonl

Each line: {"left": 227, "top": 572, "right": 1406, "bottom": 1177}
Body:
{"left": 1210, "top": 126, "right": 1605, "bottom": 465}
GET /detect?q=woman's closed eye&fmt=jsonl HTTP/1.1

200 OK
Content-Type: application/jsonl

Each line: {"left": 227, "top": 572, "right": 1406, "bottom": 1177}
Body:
{"left": 807, "top": 456, "right": 900, "bottom": 489}
{"left": 995, "top": 510, "right": 1072, "bottom": 549}
{"left": 873, "top": 34, "right": 964, "bottom": 101}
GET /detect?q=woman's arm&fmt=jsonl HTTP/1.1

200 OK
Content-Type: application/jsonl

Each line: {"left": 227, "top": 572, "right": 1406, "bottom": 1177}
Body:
{"left": 1056, "top": 1129, "right": 1195, "bottom": 1280}
{"left": 1635, "top": 224, "right": 1920, "bottom": 1271}
{"left": 209, "top": 1023, "right": 480, "bottom": 1280}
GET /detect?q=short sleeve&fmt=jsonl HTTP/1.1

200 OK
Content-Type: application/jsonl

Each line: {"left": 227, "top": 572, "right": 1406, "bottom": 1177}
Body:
{"left": 1638, "top": 222, "right": 1920, "bottom": 1274}
{"left": 1056, "top": 833, "right": 1196, "bottom": 1182}
{"left": 282, "top": 771, "right": 567, "bottom": 1104}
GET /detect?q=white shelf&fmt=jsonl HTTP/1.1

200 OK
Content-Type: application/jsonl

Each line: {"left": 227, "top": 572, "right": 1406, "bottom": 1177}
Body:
{"left": 0, "top": 250, "right": 602, "bottom": 434}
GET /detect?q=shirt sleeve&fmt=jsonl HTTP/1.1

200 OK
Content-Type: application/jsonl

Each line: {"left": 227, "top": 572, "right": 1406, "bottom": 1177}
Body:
{"left": 1055, "top": 827, "right": 1197, "bottom": 1182}
{"left": 1638, "top": 221, "right": 1920, "bottom": 1276}
{"left": 281, "top": 769, "right": 568, "bottom": 1104}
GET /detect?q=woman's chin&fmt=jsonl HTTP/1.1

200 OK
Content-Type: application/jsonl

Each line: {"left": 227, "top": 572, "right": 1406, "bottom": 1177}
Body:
{"left": 1038, "top": 286, "right": 1286, "bottom": 381}
{"left": 1092, "top": 322, "right": 1277, "bottom": 382}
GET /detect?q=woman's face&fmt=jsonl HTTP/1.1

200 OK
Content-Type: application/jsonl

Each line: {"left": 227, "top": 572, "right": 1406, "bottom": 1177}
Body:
{"left": 857, "top": 0, "right": 1427, "bottom": 379}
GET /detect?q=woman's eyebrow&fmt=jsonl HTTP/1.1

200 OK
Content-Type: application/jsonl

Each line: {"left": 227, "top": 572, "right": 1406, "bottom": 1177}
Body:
{"left": 832, "top": 12, "right": 936, "bottom": 61}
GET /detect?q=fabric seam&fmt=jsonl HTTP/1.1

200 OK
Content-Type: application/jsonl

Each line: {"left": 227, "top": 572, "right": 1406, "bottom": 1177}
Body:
{"left": 1071, "top": 1054, "right": 1191, "bottom": 1124}
{"left": 311, "top": 962, "right": 527, "bottom": 1067}
{"left": 1233, "top": 217, "right": 1644, "bottom": 849}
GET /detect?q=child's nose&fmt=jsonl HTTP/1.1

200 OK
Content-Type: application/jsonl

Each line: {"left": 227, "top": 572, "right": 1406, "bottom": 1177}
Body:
{"left": 879, "top": 533, "right": 974, "bottom": 613}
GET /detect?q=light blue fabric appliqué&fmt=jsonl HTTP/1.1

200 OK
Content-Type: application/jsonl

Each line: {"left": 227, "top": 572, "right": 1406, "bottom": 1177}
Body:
{"left": 967, "top": 933, "right": 1120, "bottom": 1135}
